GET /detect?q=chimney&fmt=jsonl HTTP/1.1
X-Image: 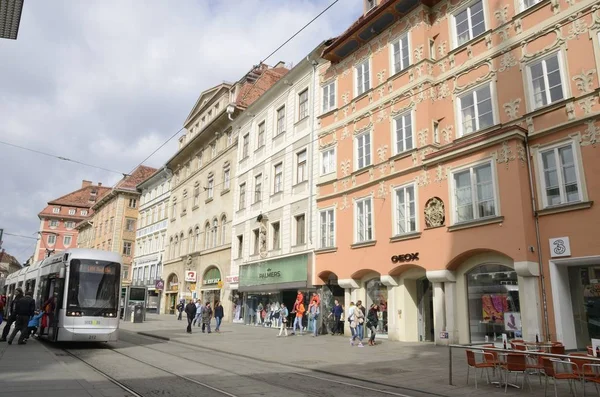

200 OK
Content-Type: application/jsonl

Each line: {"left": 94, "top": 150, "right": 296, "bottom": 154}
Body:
{"left": 82, "top": 180, "right": 92, "bottom": 188}
{"left": 98, "top": 183, "right": 102, "bottom": 187}
{"left": 274, "top": 61, "right": 286, "bottom": 69}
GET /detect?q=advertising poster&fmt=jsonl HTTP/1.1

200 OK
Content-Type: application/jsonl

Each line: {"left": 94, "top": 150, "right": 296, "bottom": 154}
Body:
{"left": 482, "top": 294, "right": 508, "bottom": 323}
{"left": 504, "top": 312, "right": 522, "bottom": 332}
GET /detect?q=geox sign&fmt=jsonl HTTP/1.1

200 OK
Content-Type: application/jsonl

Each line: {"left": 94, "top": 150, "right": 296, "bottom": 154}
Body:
{"left": 391, "top": 253, "right": 419, "bottom": 263}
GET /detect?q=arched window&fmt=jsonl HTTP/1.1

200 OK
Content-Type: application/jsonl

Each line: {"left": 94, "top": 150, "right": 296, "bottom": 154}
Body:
{"left": 221, "top": 215, "right": 227, "bottom": 245}
{"left": 195, "top": 227, "right": 201, "bottom": 251}
{"left": 188, "top": 230, "right": 194, "bottom": 254}
{"left": 179, "top": 232, "right": 185, "bottom": 256}
{"left": 212, "top": 219, "right": 218, "bottom": 248}
{"left": 173, "top": 236, "right": 179, "bottom": 258}
{"left": 204, "top": 222, "right": 211, "bottom": 250}
{"left": 168, "top": 236, "right": 173, "bottom": 259}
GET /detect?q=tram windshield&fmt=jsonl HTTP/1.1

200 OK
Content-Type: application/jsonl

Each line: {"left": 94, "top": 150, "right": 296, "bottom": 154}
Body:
{"left": 67, "top": 259, "right": 120, "bottom": 315}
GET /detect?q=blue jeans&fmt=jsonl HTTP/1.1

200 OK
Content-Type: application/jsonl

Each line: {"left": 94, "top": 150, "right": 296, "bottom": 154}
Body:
{"left": 215, "top": 317, "right": 222, "bottom": 331}
{"left": 352, "top": 324, "right": 364, "bottom": 341}
{"left": 311, "top": 317, "right": 318, "bottom": 336}
{"left": 293, "top": 316, "right": 302, "bottom": 333}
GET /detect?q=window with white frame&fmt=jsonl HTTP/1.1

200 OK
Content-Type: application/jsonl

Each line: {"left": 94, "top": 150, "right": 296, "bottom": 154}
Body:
{"left": 68, "top": 209, "right": 76, "bottom": 215}
{"left": 64, "top": 235, "right": 72, "bottom": 246}
{"left": 171, "top": 199, "right": 177, "bottom": 219}
{"left": 458, "top": 83, "right": 494, "bottom": 136}
{"left": 53, "top": 207, "right": 60, "bottom": 214}
{"left": 123, "top": 241, "right": 132, "bottom": 256}
{"left": 527, "top": 52, "right": 565, "bottom": 110}
{"left": 276, "top": 106, "right": 286, "bottom": 135}
{"left": 227, "top": 131, "right": 232, "bottom": 146}
{"left": 238, "top": 183, "right": 246, "bottom": 210}
{"left": 355, "top": 59, "right": 370, "bottom": 96}
{"left": 454, "top": 0, "right": 486, "bottom": 47}
{"left": 393, "top": 112, "right": 413, "bottom": 154}
{"left": 254, "top": 174, "right": 262, "bottom": 203}
{"left": 521, "top": 0, "right": 543, "bottom": 11}
{"left": 197, "top": 152, "right": 203, "bottom": 169}
{"left": 322, "top": 81, "right": 336, "bottom": 113}
{"left": 392, "top": 34, "right": 410, "bottom": 74}
{"left": 242, "top": 134, "right": 249, "bottom": 158}
{"left": 539, "top": 142, "right": 582, "bottom": 207}
{"left": 295, "top": 214, "right": 306, "bottom": 245}
{"left": 271, "top": 221, "right": 280, "bottom": 250}
{"left": 223, "top": 168, "right": 231, "bottom": 190}
{"left": 81, "top": 210, "right": 88, "bottom": 216}
{"left": 193, "top": 186, "right": 200, "bottom": 206}
{"left": 319, "top": 208, "right": 335, "bottom": 248}
{"left": 48, "top": 235, "right": 56, "bottom": 245}
{"left": 452, "top": 161, "right": 497, "bottom": 223}
{"left": 296, "top": 150, "right": 307, "bottom": 183}
{"left": 257, "top": 121, "right": 265, "bottom": 148}
{"left": 321, "top": 148, "right": 335, "bottom": 175}
{"left": 274, "top": 163, "right": 283, "bottom": 193}
{"left": 211, "top": 142, "right": 217, "bottom": 159}
{"left": 65, "top": 221, "right": 75, "bottom": 229}
{"left": 212, "top": 219, "right": 218, "bottom": 248}
{"left": 394, "top": 185, "right": 416, "bottom": 235}
{"left": 50, "top": 220, "right": 58, "bottom": 228}
{"left": 355, "top": 131, "right": 372, "bottom": 169}
{"left": 221, "top": 216, "right": 227, "bottom": 245}
{"left": 207, "top": 177, "right": 214, "bottom": 199}
{"left": 126, "top": 219, "right": 136, "bottom": 232}
{"left": 355, "top": 197, "right": 373, "bottom": 243}
{"left": 298, "top": 89, "right": 309, "bottom": 120}
{"left": 237, "top": 235, "right": 244, "bottom": 258}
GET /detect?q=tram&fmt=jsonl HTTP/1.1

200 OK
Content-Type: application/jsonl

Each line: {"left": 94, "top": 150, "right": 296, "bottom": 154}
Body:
{"left": 3, "top": 248, "right": 122, "bottom": 342}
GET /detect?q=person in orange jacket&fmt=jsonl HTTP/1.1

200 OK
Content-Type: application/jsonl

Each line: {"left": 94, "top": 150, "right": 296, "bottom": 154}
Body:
{"left": 291, "top": 293, "right": 305, "bottom": 335}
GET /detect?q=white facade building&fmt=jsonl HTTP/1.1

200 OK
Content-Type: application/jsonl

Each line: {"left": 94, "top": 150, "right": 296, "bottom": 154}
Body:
{"left": 230, "top": 47, "right": 324, "bottom": 324}
{"left": 133, "top": 168, "right": 171, "bottom": 313}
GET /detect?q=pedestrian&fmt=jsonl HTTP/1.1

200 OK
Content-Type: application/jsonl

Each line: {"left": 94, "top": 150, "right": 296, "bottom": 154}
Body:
{"left": 347, "top": 301, "right": 356, "bottom": 345}
{"left": 353, "top": 301, "right": 365, "bottom": 347}
{"left": 184, "top": 299, "right": 196, "bottom": 333}
{"left": 26, "top": 310, "right": 45, "bottom": 340}
{"left": 214, "top": 301, "right": 224, "bottom": 332}
{"left": 308, "top": 297, "right": 320, "bottom": 337}
{"left": 277, "top": 303, "right": 288, "bottom": 337}
{"left": 193, "top": 299, "right": 202, "bottom": 326}
{"left": 291, "top": 295, "right": 305, "bottom": 335}
{"left": 177, "top": 299, "right": 185, "bottom": 320}
{"left": 201, "top": 302, "right": 213, "bottom": 333}
{"left": 7, "top": 290, "right": 35, "bottom": 345}
{"left": 367, "top": 304, "right": 379, "bottom": 346}
{"left": 329, "top": 299, "right": 343, "bottom": 335}
{"left": 256, "top": 302, "right": 263, "bottom": 326}
{"left": 0, "top": 288, "right": 23, "bottom": 342}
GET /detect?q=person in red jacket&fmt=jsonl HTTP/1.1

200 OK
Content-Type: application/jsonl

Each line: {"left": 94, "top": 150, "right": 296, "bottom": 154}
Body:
{"left": 291, "top": 292, "right": 305, "bottom": 335}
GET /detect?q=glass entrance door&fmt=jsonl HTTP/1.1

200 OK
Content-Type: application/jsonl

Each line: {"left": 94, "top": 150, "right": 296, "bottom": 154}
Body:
{"left": 417, "top": 277, "right": 434, "bottom": 342}
{"left": 569, "top": 266, "right": 600, "bottom": 350}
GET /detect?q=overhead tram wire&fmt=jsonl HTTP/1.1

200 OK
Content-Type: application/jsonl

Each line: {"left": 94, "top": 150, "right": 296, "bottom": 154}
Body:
{"left": 2, "top": 232, "right": 40, "bottom": 241}
{"left": 0, "top": 140, "right": 127, "bottom": 176}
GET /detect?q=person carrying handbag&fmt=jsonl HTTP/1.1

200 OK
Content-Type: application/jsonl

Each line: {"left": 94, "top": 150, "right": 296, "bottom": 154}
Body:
{"left": 277, "top": 303, "right": 289, "bottom": 337}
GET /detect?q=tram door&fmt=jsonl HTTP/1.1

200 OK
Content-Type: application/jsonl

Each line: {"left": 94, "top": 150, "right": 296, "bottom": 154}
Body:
{"left": 46, "top": 278, "right": 64, "bottom": 342}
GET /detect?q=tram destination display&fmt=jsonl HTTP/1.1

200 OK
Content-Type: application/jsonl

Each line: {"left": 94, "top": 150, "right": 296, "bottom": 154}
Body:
{"left": 80, "top": 263, "right": 117, "bottom": 274}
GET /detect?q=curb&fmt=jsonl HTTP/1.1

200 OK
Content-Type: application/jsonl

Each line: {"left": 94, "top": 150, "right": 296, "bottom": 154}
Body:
{"left": 137, "top": 332, "right": 170, "bottom": 341}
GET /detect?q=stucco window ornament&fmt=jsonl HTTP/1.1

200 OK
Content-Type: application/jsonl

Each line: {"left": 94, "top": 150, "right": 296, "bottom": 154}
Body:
{"left": 414, "top": 45, "right": 424, "bottom": 62}
{"left": 438, "top": 60, "right": 448, "bottom": 73}
{"left": 503, "top": 98, "right": 522, "bottom": 121}
{"left": 424, "top": 197, "right": 445, "bottom": 228}
{"left": 517, "top": 142, "right": 527, "bottom": 165}
{"left": 494, "top": 5, "right": 509, "bottom": 24}
{"left": 466, "top": 45, "right": 473, "bottom": 60}
{"left": 550, "top": 0, "right": 560, "bottom": 14}
{"left": 352, "top": 102, "right": 357, "bottom": 113}
{"left": 416, "top": 167, "right": 430, "bottom": 187}
{"left": 514, "top": 19, "right": 523, "bottom": 35}
{"left": 449, "top": 54, "right": 455, "bottom": 69}
{"left": 434, "top": 164, "right": 449, "bottom": 184}
{"left": 418, "top": 128, "right": 429, "bottom": 147}
{"left": 437, "top": 82, "right": 450, "bottom": 100}
{"left": 352, "top": 175, "right": 357, "bottom": 187}
{"left": 442, "top": 125, "right": 453, "bottom": 143}
{"left": 377, "top": 86, "right": 385, "bottom": 99}
{"left": 438, "top": 41, "right": 447, "bottom": 57}
{"left": 498, "top": 52, "right": 517, "bottom": 72}
{"left": 572, "top": 69, "right": 596, "bottom": 94}
{"left": 341, "top": 125, "right": 350, "bottom": 140}
{"left": 497, "top": 27, "right": 510, "bottom": 43}
{"left": 368, "top": 92, "right": 374, "bottom": 104}
{"left": 377, "top": 181, "right": 387, "bottom": 199}
{"left": 376, "top": 106, "right": 387, "bottom": 123}
{"left": 339, "top": 195, "right": 349, "bottom": 211}
{"left": 377, "top": 145, "right": 388, "bottom": 162}
{"left": 333, "top": 181, "right": 338, "bottom": 193}
{"left": 520, "top": 26, "right": 565, "bottom": 63}
{"left": 578, "top": 96, "right": 596, "bottom": 115}
{"left": 419, "top": 147, "right": 433, "bottom": 161}
{"left": 429, "top": 86, "right": 437, "bottom": 101}
{"left": 417, "top": 83, "right": 427, "bottom": 103}
{"left": 485, "top": 34, "right": 492, "bottom": 50}
{"left": 580, "top": 119, "right": 599, "bottom": 147}
{"left": 428, "top": 62, "right": 435, "bottom": 77}
{"left": 566, "top": 102, "right": 576, "bottom": 121}
{"left": 379, "top": 162, "right": 388, "bottom": 176}
{"left": 567, "top": 18, "right": 588, "bottom": 39}
{"left": 342, "top": 92, "right": 350, "bottom": 105}
{"left": 416, "top": 65, "right": 423, "bottom": 79}
{"left": 340, "top": 160, "right": 351, "bottom": 177}
{"left": 389, "top": 159, "right": 396, "bottom": 172}
{"left": 409, "top": 68, "right": 415, "bottom": 83}
{"left": 493, "top": 141, "right": 516, "bottom": 169}
{"left": 388, "top": 81, "right": 393, "bottom": 94}
{"left": 452, "top": 60, "right": 494, "bottom": 93}
{"left": 343, "top": 106, "right": 350, "bottom": 118}
{"left": 341, "top": 177, "right": 351, "bottom": 191}
{"left": 258, "top": 222, "right": 268, "bottom": 259}
{"left": 369, "top": 168, "right": 375, "bottom": 182}
{"left": 526, "top": 117, "right": 535, "bottom": 134}
{"left": 411, "top": 152, "right": 419, "bottom": 166}
{"left": 333, "top": 111, "right": 338, "bottom": 122}
{"left": 377, "top": 70, "right": 386, "bottom": 84}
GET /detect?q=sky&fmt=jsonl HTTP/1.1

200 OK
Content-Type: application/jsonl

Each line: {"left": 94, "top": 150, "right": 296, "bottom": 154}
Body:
{"left": 0, "top": 0, "right": 363, "bottom": 264}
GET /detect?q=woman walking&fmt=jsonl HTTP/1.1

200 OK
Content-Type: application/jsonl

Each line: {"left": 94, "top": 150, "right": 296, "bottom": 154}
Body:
{"left": 277, "top": 303, "right": 289, "bottom": 337}
{"left": 214, "top": 301, "right": 224, "bottom": 332}
{"left": 367, "top": 304, "right": 379, "bottom": 346}
{"left": 353, "top": 301, "right": 365, "bottom": 347}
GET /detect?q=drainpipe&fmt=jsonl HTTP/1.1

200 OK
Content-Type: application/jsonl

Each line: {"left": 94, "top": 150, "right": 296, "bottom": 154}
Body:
{"left": 308, "top": 57, "right": 318, "bottom": 246}
{"left": 525, "top": 134, "right": 551, "bottom": 342}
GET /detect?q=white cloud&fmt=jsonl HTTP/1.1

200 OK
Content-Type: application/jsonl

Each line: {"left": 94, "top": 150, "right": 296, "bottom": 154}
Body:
{"left": 0, "top": 0, "right": 363, "bottom": 262}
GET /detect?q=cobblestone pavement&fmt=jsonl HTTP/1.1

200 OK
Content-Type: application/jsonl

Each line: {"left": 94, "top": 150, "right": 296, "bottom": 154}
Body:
{"left": 119, "top": 314, "right": 588, "bottom": 397}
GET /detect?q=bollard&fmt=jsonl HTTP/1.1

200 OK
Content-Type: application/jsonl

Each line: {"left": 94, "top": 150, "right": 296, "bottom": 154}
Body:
{"left": 448, "top": 343, "right": 453, "bottom": 385}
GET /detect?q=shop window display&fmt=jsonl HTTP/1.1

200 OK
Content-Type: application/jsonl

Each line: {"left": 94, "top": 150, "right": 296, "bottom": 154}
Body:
{"left": 365, "top": 278, "right": 388, "bottom": 335}
{"left": 467, "top": 264, "right": 520, "bottom": 343}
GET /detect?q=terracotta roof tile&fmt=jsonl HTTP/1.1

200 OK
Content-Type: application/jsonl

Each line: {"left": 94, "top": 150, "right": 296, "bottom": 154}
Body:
{"left": 115, "top": 165, "right": 158, "bottom": 192}
{"left": 38, "top": 183, "right": 111, "bottom": 218}
{"left": 235, "top": 66, "right": 289, "bottom": 108}
{"left": 0, "top": 251, "right": 20, "bottom": 267}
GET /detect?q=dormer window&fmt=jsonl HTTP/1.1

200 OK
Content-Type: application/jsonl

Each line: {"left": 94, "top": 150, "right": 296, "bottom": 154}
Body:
{"left": 365, "top": 0, "right": 376, "bottom": 13}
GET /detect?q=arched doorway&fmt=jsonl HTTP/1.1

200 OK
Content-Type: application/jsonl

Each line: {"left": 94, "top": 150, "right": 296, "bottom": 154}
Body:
{"left": 201, "top": 266, "right": 222, "bottom": 309}
{"left": 165, "top": 273, "right": 179, "bottom": 315}
{"left": 365, "top": 277, "right": 388, "bottom": 336}
{"left": 466, "top": 264, "right": 520, "bottom": 343}
{"left": 317, "top": 272, "right": 344, "bottom": 335}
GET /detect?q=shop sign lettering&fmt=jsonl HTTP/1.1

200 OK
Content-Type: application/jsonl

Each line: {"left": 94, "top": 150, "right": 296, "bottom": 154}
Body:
{"left": 258, "top": 268, "right": 281, "bottom": 279}
{"left": 203, "top": 278, "right": 221, "bottom": 285}
{"left": 391, "top": 253, "right": 419, "bottom": 263}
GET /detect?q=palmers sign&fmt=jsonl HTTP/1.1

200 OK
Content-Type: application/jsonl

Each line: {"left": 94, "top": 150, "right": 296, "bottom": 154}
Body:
{"left": 258, "top": 268, "right": 281, "bottom": 279}
{"left": 391, "top": 253, "right": 419, "bottom": 263}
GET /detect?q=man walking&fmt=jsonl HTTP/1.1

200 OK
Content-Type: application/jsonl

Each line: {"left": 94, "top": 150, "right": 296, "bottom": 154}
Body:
{"left": 177, "top": 299, "right": 184, "bottom": 320}
{"left": 291, "top": 295, "right": 305, "bottom": 336}
{"left": 8, "top": 290, "right": 35, "bottom": 345}
{"left": 214, "top": 301, "right": 224, "bottom": 332}
{"left": 329, "top": 299, "right": 343, "bottom": 335}
{"left": 184, "top": 299, "right": 196, "bottom": 334}
{"left": 0, "top": 288, "right": 23, "bottom": 342}
{"left": 201, "top": 302, "right": 213, "bottom": 333}
{"left": 193, "top": 299, "right": 202, "bottom": 326}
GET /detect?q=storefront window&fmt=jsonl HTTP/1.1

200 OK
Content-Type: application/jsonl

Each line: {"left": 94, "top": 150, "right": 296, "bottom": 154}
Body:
{"left": 568, "top": 266, "right": 600, "bottom": 350}
{"left": 365, "top": 278, "right": 388, "bottom": 335}
{"left": 467, "top": 264, "right": 520, "bottom": 343}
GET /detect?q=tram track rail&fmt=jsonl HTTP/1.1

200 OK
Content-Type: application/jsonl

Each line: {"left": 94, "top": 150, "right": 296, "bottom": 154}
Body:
{"left": 62, "top": 345, "right": 240, "bottom": 397}
{"left": 114, "top": 330, "right": 442, "bottom": 397}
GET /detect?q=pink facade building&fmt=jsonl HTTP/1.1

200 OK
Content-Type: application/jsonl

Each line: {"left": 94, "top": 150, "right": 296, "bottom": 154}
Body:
{"left": 34, "top": 180, "right": 109, "bottom": 261}
{"left": 314, "top": 0, "right": 600, "bottom": 349}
